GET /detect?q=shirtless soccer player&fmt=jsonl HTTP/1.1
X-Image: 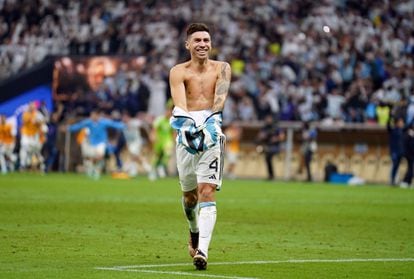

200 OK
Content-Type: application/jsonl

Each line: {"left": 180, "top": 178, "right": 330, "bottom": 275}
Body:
{"left": 169, "top": 23, "right": 231, "bottom": 270}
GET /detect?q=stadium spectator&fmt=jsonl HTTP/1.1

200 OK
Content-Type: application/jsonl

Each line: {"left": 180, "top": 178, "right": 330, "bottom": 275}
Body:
{"left": 1, "top": 0, "right": 413, "bottom": 126}
{"left": 238, "top": 95, "right": 256, "bottom": 121}
{"left": 144, "top": 64, "right": 169, "bottom": 119}
{"left": 377, "top": 101, "right": 391, "bottom": 126}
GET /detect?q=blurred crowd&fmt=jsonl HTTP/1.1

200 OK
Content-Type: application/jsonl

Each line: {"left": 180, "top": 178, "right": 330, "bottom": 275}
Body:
{"left": 1, "top": 0, "right": 414, "bottom": 125}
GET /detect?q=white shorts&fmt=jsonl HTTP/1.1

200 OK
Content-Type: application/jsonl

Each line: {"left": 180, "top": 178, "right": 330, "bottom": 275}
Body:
{"left": 81, "top": 142, "right": 106, "bottom": 159}
{"left": 176, "top": 135, "right": 225, "bottom": 192}
{"left": 127, "top": 140, "right": 142, "bottom": 156}
{"left": 21, "top": 134, "right": 42, "bottom": 153}
{"left": 0, "top": 143, "right": 15, "bottom": 155}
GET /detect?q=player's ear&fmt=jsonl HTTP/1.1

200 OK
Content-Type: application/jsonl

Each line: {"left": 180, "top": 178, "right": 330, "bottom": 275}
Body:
{"left": 185, "top": 40, "right": 190, "bottom": 50}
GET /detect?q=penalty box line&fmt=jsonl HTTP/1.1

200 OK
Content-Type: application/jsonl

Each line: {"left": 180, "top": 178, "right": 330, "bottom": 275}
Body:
{"left": 95, "top": 258, "right": 414, "bottom": 279}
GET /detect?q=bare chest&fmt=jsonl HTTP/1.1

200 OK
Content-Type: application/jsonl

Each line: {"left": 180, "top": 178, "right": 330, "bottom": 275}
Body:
{"left": 184, "top": 70, "right": 218, "bottom": 98}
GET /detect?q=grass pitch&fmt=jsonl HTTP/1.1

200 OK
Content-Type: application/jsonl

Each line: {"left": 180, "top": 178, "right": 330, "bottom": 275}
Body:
{"left": 0, "top": 173, "right": 413, "bottom": 278}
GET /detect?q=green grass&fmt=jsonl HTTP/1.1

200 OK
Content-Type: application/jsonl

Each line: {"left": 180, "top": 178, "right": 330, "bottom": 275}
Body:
{"left": 0, "top": 173, "right": 413, "bottom": 278}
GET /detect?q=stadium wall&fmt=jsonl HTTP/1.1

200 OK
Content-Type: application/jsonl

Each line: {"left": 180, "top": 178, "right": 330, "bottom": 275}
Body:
{"left": 232, "top": 121, "right": 390, "bottom": 184}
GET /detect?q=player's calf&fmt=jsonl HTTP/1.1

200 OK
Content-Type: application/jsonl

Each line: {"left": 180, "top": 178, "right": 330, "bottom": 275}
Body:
{"left": 188, "top": 230, "right": 199, "bottom": 257}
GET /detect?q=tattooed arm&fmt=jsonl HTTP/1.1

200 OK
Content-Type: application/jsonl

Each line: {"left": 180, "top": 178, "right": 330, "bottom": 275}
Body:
{"left": 212, "top": 62, "right": 231, "bottom": 112}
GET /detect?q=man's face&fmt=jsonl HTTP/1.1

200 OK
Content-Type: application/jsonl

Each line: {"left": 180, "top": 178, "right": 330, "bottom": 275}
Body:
{"left": 28, "top": 103, "right": 36, "bottom": 112}
{"left": 186, "top": 31, "right": 211, "bottom": 59}
{"left": 396, "top": 118, "right": 405, "bottom": 128}
{"left": 91, "top": 111, "right": 100, "bottom": 121}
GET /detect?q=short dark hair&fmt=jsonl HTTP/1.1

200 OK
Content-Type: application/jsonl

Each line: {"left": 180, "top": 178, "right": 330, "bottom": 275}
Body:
{"left": 90, "top": 108, "right": 101, "bottom": 115}
{"left": 186, "top": 23, "right": 210, "bottom": 37}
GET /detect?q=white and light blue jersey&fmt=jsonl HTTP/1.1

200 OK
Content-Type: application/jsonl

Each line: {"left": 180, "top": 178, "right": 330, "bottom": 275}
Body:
{"left": 123, "top": 119, "right": 144, "bottom": 145}
{"left": 69, "top": 118, "right": 125, "bottom": 146}
{"left": 170, "top": 107, "right": 223, "bottom": 154}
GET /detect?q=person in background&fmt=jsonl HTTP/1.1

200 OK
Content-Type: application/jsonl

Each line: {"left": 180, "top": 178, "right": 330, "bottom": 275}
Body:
{"left": 298, "top": 121, "right": 318, "bottom": 182}
{"left": 387, "top": 114, "right": 405, "bottom": 186}
{"left": 224, "top": 122, "right": 242, "bottom": 179}
{"left": 376, "top": 101, "right": 390, "bottom": 126}
{"left": 149, "top": 105, "right": 174, "bottom": 180}
{"left": 122, "top": 111, "right": 152, "bottom": 178}
{"left": 43, "top": 111, "right": 61, "bottom": 173}
{"left": 43, "top": 103, "right": 64, "bottom": 172}
{"left": 104, "top": 111, "right": 126, "bottom": 173}
{"left": 257, "top": 114, "right": 285, "bottom": 180}
{"left": 400, "top": 119, "right": 414, "bottom": 188}
{"left": 0, "top": 114, "right": 17, "bottom": 174}
{"left": 19, "top": 102, "right": 48, "bottom": 172}
{"left": 67, "top": 109, "right": 125, "bottom": 179}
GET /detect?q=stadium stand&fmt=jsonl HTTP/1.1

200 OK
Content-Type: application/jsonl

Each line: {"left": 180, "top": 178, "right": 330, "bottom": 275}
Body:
{"left": 0, "top": 0, "right": 413, "bottom": 184}
{"left": 1, "top": 0, "right": 413, "bottom": 122}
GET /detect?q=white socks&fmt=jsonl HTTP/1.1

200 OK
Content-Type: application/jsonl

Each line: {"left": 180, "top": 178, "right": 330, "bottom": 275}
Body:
{"left": 183, "top": 200, "right": 217, "bottom": 258}
{"left": 19, "top": 149, "right": 29, "bottom": 168}
{"left": 142, "top": 161, "right": 151, "bottom": 173}
{"left": 0, "top": 154, "right": 6, "bottom": 174}
{"left": 198, "top": 202, "right": 217, "bottom": 258}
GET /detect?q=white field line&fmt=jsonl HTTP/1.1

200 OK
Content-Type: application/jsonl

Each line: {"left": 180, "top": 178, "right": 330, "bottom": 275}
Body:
{"left": 95, "top": 258, "right": 414, "bottom": 279}
{"left": 99, "top": 257, "right": 414, "bottom": 270}
{"left": 95, "top": 267, "right": 257, "bottom": 279}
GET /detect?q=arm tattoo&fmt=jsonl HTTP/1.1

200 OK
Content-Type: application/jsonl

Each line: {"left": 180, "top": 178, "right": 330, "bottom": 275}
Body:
{"left": 213, "top": 63, "right": 231, "bottom": 112}
{"left": 213, "top": 97, "right": 224, "bottom": 110}
{"left": 221, "top": 63, "right": 229, "bottom": 80}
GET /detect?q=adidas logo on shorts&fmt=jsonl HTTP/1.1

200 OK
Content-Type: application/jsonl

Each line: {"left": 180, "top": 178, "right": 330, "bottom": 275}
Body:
{"left": 208, "top": 174, "right": 216, "bottom": 180}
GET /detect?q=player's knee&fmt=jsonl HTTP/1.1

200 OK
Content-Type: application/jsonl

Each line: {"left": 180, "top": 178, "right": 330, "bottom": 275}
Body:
{"left": 183, "top": 190, "right": 198, "bottom": 207}
{"left": 198, "top": 183, "right": 216, "bottom": 202}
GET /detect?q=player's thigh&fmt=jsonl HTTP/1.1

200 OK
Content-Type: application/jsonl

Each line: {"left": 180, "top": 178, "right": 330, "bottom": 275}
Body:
{"left": 196, "top": 139, "right": 225, "bottom": 188}
{"left": 95, "top": 143, "right": 106, "bottom": 158}
{"left": 127, "top": 141, "right": 142, "bottom": 156}
{"left": 81, "top": 142, "right": 94, "bottom": 158}
{"left": 4, "top": 144, "right": 15, "bottom": 156}
{"left": 21, "top": 135, "right": 36, "bottom": 150}
{"left": 176, "top": 144, "right": 197, "bottom": 192}
{"left": 82, "top": 142, "right": 106, "bottom": 159}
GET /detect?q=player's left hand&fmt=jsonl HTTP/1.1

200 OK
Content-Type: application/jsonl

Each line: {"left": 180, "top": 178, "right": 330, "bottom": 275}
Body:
{"left": 202, "top": 112, "right": 223, "bottom": 148}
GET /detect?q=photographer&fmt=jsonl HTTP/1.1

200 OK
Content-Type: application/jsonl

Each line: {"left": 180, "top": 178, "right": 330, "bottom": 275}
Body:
{"left": 387, "top": 113, "right": 405, "bottom": 186}
{"left": 257, "top": 114, "right": 285, "bottom": 180}
{"left": 298, "top": 121, "right": 318, "bottom": 182}
{"left": 400, "top": 119, "right": 414, "bottom": 188}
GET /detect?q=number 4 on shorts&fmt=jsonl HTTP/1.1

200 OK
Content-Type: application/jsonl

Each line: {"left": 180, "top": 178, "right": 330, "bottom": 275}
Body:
{"left": 209, "top": 158, "right": 218, "bottom": 172}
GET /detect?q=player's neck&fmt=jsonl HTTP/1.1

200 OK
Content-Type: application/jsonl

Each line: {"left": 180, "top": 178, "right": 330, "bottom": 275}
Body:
{"left": 190, "top": 57, "right": 209, "bottom": 71}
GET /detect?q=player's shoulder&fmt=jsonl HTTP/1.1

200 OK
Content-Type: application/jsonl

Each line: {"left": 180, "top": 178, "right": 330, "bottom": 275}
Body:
{"left": 170, "top": 61, "right": 190, "bottom": 74}
{"left": 210, "top": 60, "right": 230, "bottom": 68}
{"left": 210, "top": 60, "right": 231, "bottom": 75}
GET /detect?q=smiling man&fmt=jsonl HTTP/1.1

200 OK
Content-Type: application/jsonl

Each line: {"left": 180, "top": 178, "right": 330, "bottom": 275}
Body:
{"left": 169, "top": 23, "right": 231, "bottom": 270}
